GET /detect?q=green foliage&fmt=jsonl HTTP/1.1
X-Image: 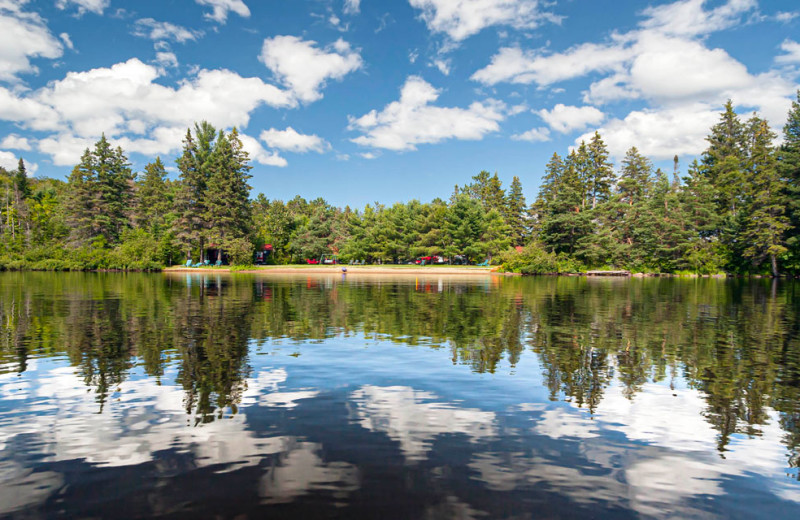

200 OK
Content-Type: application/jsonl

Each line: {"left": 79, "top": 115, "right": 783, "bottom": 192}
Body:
{"left": 497, "top": 243, "right": 559, "bottom": 274}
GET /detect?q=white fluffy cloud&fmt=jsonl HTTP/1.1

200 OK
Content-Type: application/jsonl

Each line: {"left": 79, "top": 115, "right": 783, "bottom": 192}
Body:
{"left": 0, "top": 149, "right": 37, "bottom": 174}
{"left": 195, "top": 0, "right": 250, "bottom": 23}
{"left": 408, "top": 0, "right": 560, "bottom": 42}
{"left": 133, "top": 18, "right": 204, "bottom": 43}
{"left": 260, "top": 127, "right": 329, "bottom": 153}
{"left": 0, "top": 150, "right": 18, "bottom": 170}
{"left": 0, "top": 1, "right": 64, "bottom": 81}
{"left": 0, "top": 58, "right": 297, "bottom": 165}
{"left": 344, "top": 0, "right": 361, "bottom": 15}
{"left": 537, "top": 104, "right": 604, "bottom": 133}
{"left": 575, "top": 104, "right": 722, "bottom": 160}
{"left": 55, "top": 0, "right": 109, "bottom": 16}
{"left": 471, "top": 43, "right": 632, "bottom": 86}
{"left": 260, "top": 36, "right": 363, "bottom": 103}
{"left": 238, "top": 133, "right": 288, "bottom": 167}
{"left": 348, "top": 76, "right": 505, "bottom": 150}
{"left": 473, "top": 0, "right": 796, "bottom": 157}
{"left": 511, "top": 126, "right": 550, "bottom": 142}
{"left": 639, "top": 0, "right": 756, "bottom": 38}
{"left": 1, "top": 134, "right": 32, "bottom": 151}
{"left": 776, "top": 39, "right": 800, "bottom": 64}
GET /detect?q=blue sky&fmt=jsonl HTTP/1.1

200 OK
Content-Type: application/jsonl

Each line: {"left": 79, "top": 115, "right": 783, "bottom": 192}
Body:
{"left": 0, "top": 0, "right": 798, "bottom": 207}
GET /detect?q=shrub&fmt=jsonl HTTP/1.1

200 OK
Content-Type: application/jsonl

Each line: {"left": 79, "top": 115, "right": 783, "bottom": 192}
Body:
{"left": 497, "top": 243, "right": 559, "bottom": 274}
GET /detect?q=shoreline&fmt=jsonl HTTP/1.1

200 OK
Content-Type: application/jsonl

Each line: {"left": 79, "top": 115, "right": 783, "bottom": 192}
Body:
{"left": 164, "top": 265, "right": 497, "bottom": 276}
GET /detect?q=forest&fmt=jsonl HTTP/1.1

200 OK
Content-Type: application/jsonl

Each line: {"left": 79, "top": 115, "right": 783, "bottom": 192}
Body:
{"left": 1, "top": 93, "right": 799, "bottom": 275}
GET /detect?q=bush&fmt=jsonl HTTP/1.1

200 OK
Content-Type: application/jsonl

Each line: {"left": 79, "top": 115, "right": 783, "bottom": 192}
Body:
{"left": 224, "top": 237, "right": 255, "bottom": 266}
{"left": 497, "top": 243, "right": 559, "bottom": 274}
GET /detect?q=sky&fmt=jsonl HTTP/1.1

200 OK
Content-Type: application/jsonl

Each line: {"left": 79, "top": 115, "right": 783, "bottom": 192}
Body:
{"left": 0, "top": 0, "right": 799, "bottom": 208}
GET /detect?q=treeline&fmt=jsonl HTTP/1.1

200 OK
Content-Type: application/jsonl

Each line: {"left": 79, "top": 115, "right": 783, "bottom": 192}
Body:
{"left": 1, "top": 93, "right": 800, "bottom": 274}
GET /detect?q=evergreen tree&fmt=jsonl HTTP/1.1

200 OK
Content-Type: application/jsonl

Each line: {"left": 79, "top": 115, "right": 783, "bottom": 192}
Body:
{"left": 617, "top": 147, "right": 653, "bottom": 205}
{"left": 505, "top": 176, "right": 527, "bottom": 246}
{"left": 780, "top": 91, "right": 800, "bottom": 273}
{"left": 64, "top": 136, "right": 133, "bottom": 247}
{"left": 539, "top": 150, "right": 593, "bottom": 256}
{"left": 134, "top": 157, "right": 170, "bottom": 235}
{"left": 587, "top": 132, "right": 615, "bottom": 209}
{"left": 205, "top": 128, "right": 253, "bottom": 250}
{"left": 174, "top": 122, "right": 216, "bottom": 261}
{"left": 702, "top": 100, "right": 747, "bottom": 218}
{"left": 741, "top": 116, "right": 788, "bottom": 276}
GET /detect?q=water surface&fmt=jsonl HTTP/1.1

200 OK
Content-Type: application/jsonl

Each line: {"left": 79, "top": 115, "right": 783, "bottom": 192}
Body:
{"left": 0, "top": 272, "right": 798, "bottom": 519}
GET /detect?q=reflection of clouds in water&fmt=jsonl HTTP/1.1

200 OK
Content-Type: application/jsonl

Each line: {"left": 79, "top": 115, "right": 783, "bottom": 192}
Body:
{"left": 625, "top": 455, "right": 723, "bottom": 517}
{"left": 517, "top": 381, "right": 800, "bottom": 514}
{"left": 469, "top": 451, "right": 627, "bottom": 504}
{"left": 259, "top": 441, "right": 359, "bottom": 504}
{"left": 586, "top": 381, "right": 800, "bottom": 504}
{"left": 534, "top": 408, "right": 600, "bottom": 440}
{"left": 0, "top": 364, "right": 359, "bottom": 515}
{"left": 351, "top": 385, "right": 496, "bottom": 462}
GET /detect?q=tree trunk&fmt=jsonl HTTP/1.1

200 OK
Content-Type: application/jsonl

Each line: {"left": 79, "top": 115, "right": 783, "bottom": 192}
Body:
{"left": 771, "top": 254, "right": 778, "bottom": 278}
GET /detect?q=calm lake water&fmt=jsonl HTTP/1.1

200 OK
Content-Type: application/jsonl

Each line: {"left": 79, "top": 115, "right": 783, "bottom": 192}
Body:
{"left": 0, "top": 272, "right": 799, "bottom": 519}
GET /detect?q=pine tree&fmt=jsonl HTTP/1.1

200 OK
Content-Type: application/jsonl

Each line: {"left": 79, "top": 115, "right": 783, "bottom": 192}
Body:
{"left": 174, "top": 122, "right": 217, "bottom": 261}
{"left": 617, "top": 147, "right": 653, "bottom": 206}
{"left": 741, "top": 116, "right": 788, "bottom": 276}
{"left": 587, "top": 132, "right": 615, "bottom": 209}
{"left": 780, "top": 90, "right": 800, "bottom": 273}
{"left": 505, "top": 176, "right": 527, "bottom": 246}
{"left": 205, "top": 128, "right": 253, "bottom": 248}
{"left": 539, "top": 150, "right": 593, "bottom": 256}
{"left": 64, "top": 137, "right": 133, "bottom": 247}
{"left": 702, "top": 100, "right": 747, "bottom": 218}
{"left": 134, "top": 157, "right": 170, "bottom": 235}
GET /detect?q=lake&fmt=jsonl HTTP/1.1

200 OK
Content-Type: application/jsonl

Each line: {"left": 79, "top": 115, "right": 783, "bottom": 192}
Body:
{"left": 0, "top": 272, "right": 798, "bottom": 519}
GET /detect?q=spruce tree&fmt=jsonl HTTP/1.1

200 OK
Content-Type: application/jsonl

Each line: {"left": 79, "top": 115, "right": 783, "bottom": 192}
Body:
{"left": 505, "top": 176, "right": 527, "bottom": 246}
{"left": 741, "top": 116, "right": 788, "bottom": 276}
{"left": 205, "top": 129, "right": 253, "bottom": 246}
{"left": 587, "top": 132, "right": 615, "bottom": 209}
{"left": 780, "top": 90, "right": 800, "bottom": 273}
{"left": 134, "top": 157, "right": 170, "bottom": 235}
{"left": 174, "top": 122, "right": 217, "bottom": 261}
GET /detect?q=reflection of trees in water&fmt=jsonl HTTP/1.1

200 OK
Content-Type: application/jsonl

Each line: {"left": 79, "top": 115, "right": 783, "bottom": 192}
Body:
{"left": 1, "top": 273, "right": 800, "bottom": 462}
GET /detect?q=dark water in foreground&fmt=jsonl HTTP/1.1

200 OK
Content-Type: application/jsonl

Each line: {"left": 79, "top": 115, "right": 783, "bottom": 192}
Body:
{"left": 0, "top": 272, "right": 799, "bottom": 519}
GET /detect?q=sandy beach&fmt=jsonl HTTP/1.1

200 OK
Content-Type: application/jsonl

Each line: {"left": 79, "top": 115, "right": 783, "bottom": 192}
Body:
{"left": 164, "top": 265, "right": 496, "bottom": 276}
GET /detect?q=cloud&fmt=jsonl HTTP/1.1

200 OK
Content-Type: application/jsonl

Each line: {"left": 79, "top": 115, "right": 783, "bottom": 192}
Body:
{"left": 776, "top": 39, "right": 800, "bottom": 64}
{"left": 638, "top": 0, "right": 757, "bottom": 37}
{"left": 0, "top": 149, "right": 37, "bottom": 174}
{"left": 55, "top": 0, "right": 109, "bottom": 16}
{"left": 0, "top": 58, "right": 296, "bottom": 165}
{"left": 775, "top": 11, "right": 799, "bottom": 23}
{"left": 195, "top": 0, "right": 250, "bottom": 24}
{"left": 259, "top": 127, "right": 329, "bottom": 153}
{"left": 259, "top": 36, "right": 363, "bottom": 103}
{"left": 471, "top": 43, "right": 632, "bottom": 86}
{"left": 0, "top": 2, "right": 64, "bottom": 81}
{"left": 348, "top": 76, "right": 506, "bottom": 151}
{"left": 238, "top": 133, "right": 288, "bottom": 167}
{"left": 344, "top": 0, "right": 360, "bottom": 15}
{"left": 537, "top": 104, "right": 605, "bottom": 133}
{"left": 155, "top": 51, "right": 179, "bottom": 69}
{"left": 1, "top": 134, "right": 32, "bottom": 150}
{"left": 0, "top": 150, "right": 18, "bottom": 170}
{"left": 59, "top": 33, "right": 74, "bottom": 50}
{"left": 431, "top": 58, "right": 451, "bottom": 75}
{"left": 574, "top": 104, "right": 721, "bottom": 160}
{"left": 473, "top": 0, "right": 796, "bottom": 153}
{"left": 133, "top": 18, "right": 204, "bottom": 43}
{"left": 408, "top": 0, "right": 561, "bottom": 42}
{"left": 352, "top": 385, "right": 496, "bottom": 461}
{"left": 511, "top": 126, "right": 550, "bottom": 142}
